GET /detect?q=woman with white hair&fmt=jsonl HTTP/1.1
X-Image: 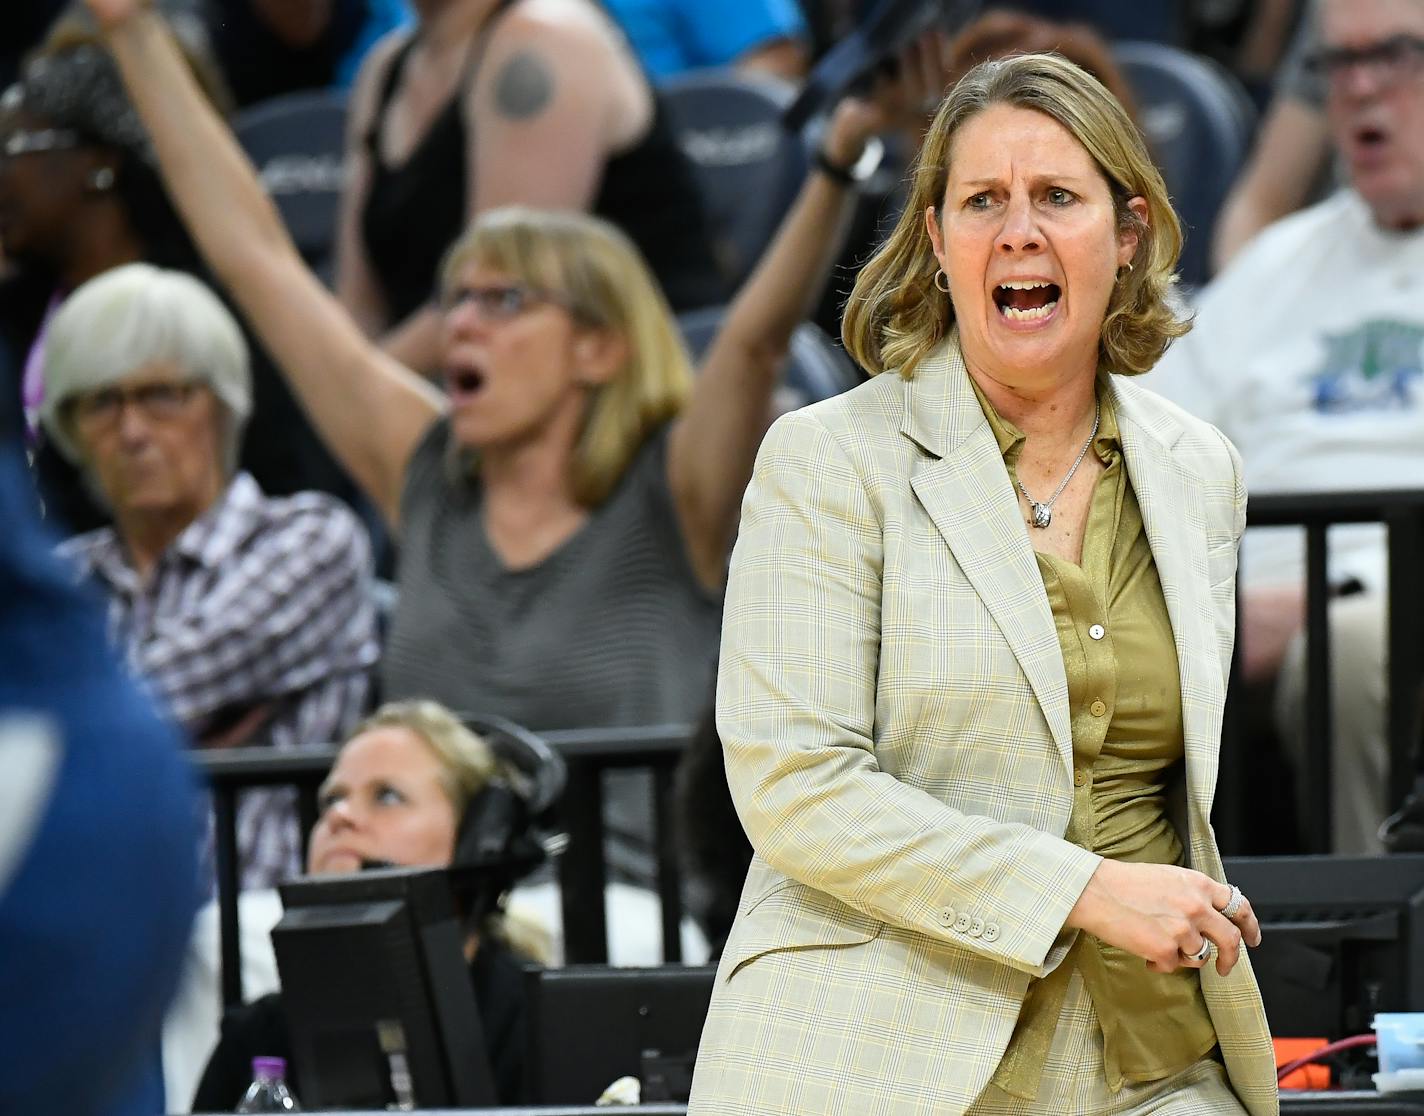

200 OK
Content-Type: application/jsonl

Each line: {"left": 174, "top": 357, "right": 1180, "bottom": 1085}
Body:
{"left": 46, "top": 262, "right": 379, "bottom": 891}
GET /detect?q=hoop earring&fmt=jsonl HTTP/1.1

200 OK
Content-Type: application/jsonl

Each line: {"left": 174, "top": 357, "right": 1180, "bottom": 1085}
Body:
{"left": 933, "top": 269, "right": 950, "bottom": 294}
{"left": 1117, "top": 261, "right": 1135, "bottom": 281}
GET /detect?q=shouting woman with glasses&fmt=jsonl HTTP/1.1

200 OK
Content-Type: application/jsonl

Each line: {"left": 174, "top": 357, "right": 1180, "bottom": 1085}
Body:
{"left": 78, "top": 0, "right": 907, "bottom": 754}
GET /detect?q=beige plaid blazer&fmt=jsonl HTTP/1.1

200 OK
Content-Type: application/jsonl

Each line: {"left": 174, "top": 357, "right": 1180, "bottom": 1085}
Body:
{"left": 690, "top": 337, "right": 1278, "bottom": 1116}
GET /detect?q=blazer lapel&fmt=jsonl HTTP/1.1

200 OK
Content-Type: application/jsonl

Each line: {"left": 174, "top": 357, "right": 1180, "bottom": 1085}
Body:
{"left": 1111, "top": 381, "right": 1220, "bottom": 848}
{"left": 903, "top": 338, "right": 1075, "bottom": 781}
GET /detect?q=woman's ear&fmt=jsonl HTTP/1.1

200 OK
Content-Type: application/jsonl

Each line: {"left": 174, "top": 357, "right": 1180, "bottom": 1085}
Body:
{"left": 573, "top": 327, "right": 629, "bottom": 387}
{"left": 924, "top": 205, "right": 948, "bottom": 272}
{"left": 1119, "top": 195, "right": 1149, "bottom": 267}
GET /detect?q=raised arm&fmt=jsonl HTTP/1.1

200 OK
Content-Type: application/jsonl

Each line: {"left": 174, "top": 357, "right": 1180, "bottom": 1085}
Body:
{"left": 87, "top": 0, "right": 444, "bottom": 529}
{"left": 665, "top": 98, "right": 880, "bottom": 590}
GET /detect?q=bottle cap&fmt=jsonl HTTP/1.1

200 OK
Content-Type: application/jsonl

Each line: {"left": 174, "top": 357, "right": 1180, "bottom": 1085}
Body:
{"left": 252, "top": 1056, "right": 286, "bottom": 1079}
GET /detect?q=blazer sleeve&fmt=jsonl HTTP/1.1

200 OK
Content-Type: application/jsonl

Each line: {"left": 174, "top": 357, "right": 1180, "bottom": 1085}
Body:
{"left": 717, "top": 410, "right": 1101, "bottom": 978}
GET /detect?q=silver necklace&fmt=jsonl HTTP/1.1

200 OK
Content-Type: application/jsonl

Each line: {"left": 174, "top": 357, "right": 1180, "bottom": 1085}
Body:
{"left": 1015, "top": 401, "right": 1101, "bottom": 529}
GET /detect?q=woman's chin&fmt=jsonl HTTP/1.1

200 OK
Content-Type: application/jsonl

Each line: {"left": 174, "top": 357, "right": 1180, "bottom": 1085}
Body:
{"left": 313, "top": 851, "right": 362, "bottom": 875}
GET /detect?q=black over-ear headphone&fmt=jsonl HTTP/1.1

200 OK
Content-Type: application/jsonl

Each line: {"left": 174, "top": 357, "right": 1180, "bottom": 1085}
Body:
{"left": 446, "top": 713, "right": 567, "bottom": 922}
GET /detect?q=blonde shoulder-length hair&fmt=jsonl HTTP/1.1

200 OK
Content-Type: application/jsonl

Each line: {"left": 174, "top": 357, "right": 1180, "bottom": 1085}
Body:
{"left": 439, "top": 206, "right": 695, "bottom": 506}
{"left": 843, "top": 52, "right": 1186, "bottom": 380}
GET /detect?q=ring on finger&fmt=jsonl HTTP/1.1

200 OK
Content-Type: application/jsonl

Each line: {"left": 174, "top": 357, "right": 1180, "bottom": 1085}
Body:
{"left": 1219, "top": 884, "right": 1245, "bottom": 921}
{"left": 1186, "top": 939, "right": 1211, "bottom": 963}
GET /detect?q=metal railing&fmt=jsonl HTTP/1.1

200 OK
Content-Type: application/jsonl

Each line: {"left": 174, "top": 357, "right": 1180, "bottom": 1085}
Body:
{"left": 1215, "top": 489, "right": 1424, "bottom": 854}
{"left": 195, "top": 724, "right": 695, "bottom": 1010}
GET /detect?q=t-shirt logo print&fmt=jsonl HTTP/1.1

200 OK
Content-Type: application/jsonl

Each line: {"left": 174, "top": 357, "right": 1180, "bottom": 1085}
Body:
{"left": 1309, "top": 320, "right": 1424, "bottom": 413}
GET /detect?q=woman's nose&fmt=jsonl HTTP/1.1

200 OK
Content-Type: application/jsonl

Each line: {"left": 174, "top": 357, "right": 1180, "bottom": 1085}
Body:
{"left": 997, "top": 195, "right": 1042, "bottom": 254}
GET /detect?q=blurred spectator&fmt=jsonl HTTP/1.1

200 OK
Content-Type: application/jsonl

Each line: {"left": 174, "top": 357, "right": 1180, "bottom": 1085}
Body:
{"left": 185, "top": 700, "right": 539, "bottom": 1111}
{"left": 941, "top": 9, "right": 1139, "bottom": 118}
{"left": 1210, "top": 0, "right": 1334, "bottom": 271}
{"left": 1152, "top": 0, "right": 1424, "bottom": 853}
{"left": 337, "top": 0, "right": 725, "bottom": 378}
{"left": 0, "top": 23, "right": 225, "bottom": 532}
{"left": 89, "top": 0, "right": 892, "bottom": 884}
{"left": 185, "top": 0, "right": 413, "bottom": 109}
{"left": 40, "top": 264, "right": 379, "bottom": 888}
{"left": 0, "top": 394, "right": 198, "bottom": 1115}
{"left": 603, "top": 0, "right": 809, "bottom": 82}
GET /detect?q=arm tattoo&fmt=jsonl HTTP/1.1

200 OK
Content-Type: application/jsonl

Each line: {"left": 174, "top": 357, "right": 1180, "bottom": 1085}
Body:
{"left": 493, "top": 49, "right": 555, "bottom": 120}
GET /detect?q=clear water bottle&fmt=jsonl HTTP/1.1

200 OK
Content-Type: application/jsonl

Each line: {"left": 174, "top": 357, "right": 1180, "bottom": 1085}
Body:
{"left": 235, "top": 1056, "right": 302, "bottom": 1112}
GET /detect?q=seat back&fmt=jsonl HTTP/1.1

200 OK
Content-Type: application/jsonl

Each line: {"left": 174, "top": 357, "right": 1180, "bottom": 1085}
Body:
{"left": 677, "top": 306, "right": 861, "bottom": 408}
{"left": 1115, "top": 40, "right": 1257, "bottom": 289}
{"left": 660, "top": 70, "right": 807, "bottom": 290}
{"left": 233, "top": 88, "right": 350, "bottom": 279}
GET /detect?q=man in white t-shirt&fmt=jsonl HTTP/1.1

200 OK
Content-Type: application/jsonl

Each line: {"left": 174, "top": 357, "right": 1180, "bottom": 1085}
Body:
{"left": 1152, "top": 0, "right": 1424, "bottom": 853}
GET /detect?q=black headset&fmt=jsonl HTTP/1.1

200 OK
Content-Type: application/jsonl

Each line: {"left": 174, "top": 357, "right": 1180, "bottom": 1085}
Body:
{"left": 445, "top": 713, "right": 568, "bottom": 922}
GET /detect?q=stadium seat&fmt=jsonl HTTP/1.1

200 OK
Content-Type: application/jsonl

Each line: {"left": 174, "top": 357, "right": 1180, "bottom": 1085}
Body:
{"left": 1114, "top": 40, "right": 1258, "bottom": 290}
{"left": 660, "top": 70, "right": 808, "bottom": 291}
{"left": 677, "top": 307, "right": 861, "bottom": 407}
{"left": 233, "top": 88, "right": 349, "bottom": 281}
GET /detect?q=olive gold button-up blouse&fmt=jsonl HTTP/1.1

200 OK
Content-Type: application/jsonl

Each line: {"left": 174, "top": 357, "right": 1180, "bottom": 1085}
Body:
{"left": 972, "top": 381, "right": 1218, "bottom": 1100}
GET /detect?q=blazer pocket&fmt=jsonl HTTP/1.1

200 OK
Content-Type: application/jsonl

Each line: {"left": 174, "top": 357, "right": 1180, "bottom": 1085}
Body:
{"left": 722, "top": 880, "right": 884, "bottom": 983}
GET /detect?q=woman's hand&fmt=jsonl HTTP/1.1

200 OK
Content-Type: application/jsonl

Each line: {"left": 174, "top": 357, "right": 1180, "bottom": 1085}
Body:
{"left": 1066, "top": 859, "right": 1262, "bottom": 977}
{"left": 821, "top": 30, "right": 955, "bottom": 169}
{"left": 82, "top": 0, "right": 151, "bottom": 31}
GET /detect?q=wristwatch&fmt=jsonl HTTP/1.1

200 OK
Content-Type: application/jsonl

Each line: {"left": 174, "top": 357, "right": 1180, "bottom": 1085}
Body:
{"left": 813, "top": 136, "right": 885, "bottom": 187}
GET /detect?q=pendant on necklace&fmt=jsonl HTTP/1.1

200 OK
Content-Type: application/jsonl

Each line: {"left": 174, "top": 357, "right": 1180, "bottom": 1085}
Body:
{"left": 1029, "top": 502, "right": 1052, "bottom": 529}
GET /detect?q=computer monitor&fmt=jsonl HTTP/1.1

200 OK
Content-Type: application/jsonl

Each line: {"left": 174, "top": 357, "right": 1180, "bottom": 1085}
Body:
{"left": 524, "top": 964, "right": 717, "bottom": 1104}
{"left": 1224, "top": 854, "right": 1424, "bottom": 1039}
{"left": 271, "top": 867, "right": 498, "bottom": 1109}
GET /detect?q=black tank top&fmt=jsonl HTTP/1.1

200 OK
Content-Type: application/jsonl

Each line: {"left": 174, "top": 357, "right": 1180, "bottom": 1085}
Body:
{"left": 360, "top": 1, "right": 726, "bottom": 323}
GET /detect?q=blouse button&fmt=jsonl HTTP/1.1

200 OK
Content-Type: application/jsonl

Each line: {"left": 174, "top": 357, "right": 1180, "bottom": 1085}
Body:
{"left": 1089, "top": 623, "right": 1105, "bottom": 640}
{"left": 1090, "top": 699, "right": 1107, "bottom": 717}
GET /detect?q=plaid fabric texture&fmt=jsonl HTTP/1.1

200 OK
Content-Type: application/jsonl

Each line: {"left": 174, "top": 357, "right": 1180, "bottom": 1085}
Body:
{"left": 61, "top": 473, "right": 379, "bottom": 890}
{"left": 689, "top": 337, "right": 1278, "bottom": 1116}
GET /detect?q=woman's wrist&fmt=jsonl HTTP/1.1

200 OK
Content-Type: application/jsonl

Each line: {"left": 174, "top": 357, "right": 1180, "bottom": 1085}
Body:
{"left": 92, "top": 0, "right": 157, "bottom": 35}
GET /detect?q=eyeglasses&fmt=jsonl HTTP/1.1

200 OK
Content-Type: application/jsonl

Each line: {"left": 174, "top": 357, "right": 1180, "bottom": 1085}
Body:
{"left": 1, "top": 127, "right": 84, "bottom": 159}
{"left": 1306, "top": 34, "right": 1424, "bottom": 89}
{"left": 440, "top": 282, "right": 582, "bottom": 323}
{"left": 70, "top": 381, "right": 202, "bottom": 431}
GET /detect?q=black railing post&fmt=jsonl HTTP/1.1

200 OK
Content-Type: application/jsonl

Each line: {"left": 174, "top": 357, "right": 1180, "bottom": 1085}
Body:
{"left": 557, "top": 758, "right": 609, "bottom": 964}
{"left": 211, "top": 784, "right": 243, "bottom": 1009}
{"left": 1303, "top": 524, "right": 1333, "bottom": 854}
{"left": 654, "top": 764, "right": 684, "bottom": 963}
{"left": 1387, "top": 508, "right": 1424, "bottom": 812}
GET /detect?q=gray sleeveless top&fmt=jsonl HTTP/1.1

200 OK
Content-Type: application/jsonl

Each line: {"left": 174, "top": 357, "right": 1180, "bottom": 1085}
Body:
{"left": 381, "top": 419, "right": 722, "bottom": 732}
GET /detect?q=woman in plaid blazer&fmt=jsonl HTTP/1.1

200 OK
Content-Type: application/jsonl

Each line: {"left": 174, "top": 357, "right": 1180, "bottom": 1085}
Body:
{"left": 691, "top": 54, "right": 1278, "bottom": 1116}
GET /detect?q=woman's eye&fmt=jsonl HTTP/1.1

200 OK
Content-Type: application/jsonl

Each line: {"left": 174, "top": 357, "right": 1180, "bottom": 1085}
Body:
{"left": 375, "top": 785, "right": 405, "bottom": 806}
{"left": 317, "top": 791, "right": 342, "bottom": 814}
{"left": 1047, "top": 188, "right": 1074, "bottom": 205}
{"left": 967, "top": 193, "right": 992, "bottom": 210}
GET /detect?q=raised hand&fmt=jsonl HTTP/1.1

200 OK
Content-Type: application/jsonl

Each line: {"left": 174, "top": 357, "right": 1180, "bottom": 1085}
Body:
{"left": 1066, "top": 859, "right": 1262, "bottom": 978}
{"left": 82, "top": 0, "right": 150, "bottom": 31}
{"left": 821, "top": 30, "right": 956, "bottom": 170}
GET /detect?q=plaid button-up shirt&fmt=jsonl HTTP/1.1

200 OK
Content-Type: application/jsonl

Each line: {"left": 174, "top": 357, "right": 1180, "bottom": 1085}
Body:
{"left": 60, "top": 473, "right": 379, "bottom": 890}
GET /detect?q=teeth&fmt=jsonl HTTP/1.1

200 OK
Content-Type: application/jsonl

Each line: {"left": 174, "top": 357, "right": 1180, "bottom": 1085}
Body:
{"left": 1000, "top": 280, "right": 1052, "bottom": 290}
{"left": 1000, "top": 300, "right": 1059, "bottom": 321}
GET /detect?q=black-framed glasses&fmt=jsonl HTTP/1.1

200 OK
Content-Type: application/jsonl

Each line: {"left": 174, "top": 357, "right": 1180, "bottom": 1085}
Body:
{"left": 440, "top": 282, "right": 582, "bottom": 323}
{"left": 1306, "top": 34, "right": 1424, "bottom": 88}
{"left": 70, "top": 381, "right": 202, "bottom": 431}
{"left": 1, "top": 127, "right": 84, "bottom": 159}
